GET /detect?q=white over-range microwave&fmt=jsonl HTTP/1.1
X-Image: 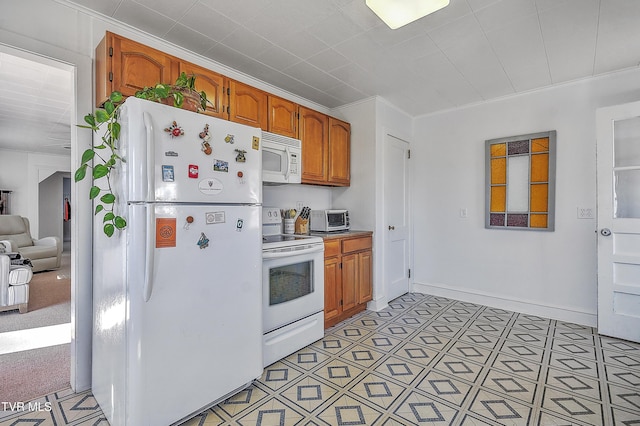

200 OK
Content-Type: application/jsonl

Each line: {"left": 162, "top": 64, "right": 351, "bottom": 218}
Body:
{"left": 262, "top": 131, "right": 302, "bottom": 184}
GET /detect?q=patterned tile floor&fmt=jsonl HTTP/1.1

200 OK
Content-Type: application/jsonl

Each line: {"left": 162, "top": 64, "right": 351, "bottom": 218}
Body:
{"left": 2, "top": 293, "right": 640, "bottom": 425}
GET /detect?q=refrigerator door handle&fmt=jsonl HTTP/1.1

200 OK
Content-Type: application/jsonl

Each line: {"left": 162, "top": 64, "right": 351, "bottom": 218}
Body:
{"left": 143, "top": 204, "right": 156, "bottom": 302}
{"left": 143, "top": 112, "right": 155, "bottom": 202}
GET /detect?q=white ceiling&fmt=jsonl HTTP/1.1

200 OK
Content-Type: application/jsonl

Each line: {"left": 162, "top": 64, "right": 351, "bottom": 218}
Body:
{"left": 2, "top": 0, "right": 640, "bottom": 155}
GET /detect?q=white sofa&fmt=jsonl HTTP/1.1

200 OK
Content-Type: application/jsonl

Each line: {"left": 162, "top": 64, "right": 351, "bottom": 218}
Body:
{"left": 0, "top": 215, "right": 62, "bottom": 273}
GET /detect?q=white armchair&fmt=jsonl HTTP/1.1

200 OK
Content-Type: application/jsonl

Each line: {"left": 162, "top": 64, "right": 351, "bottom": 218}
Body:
{"left": 0, "top": 243, "right": 33, "bottom": 313}
{"left": 0, "top": 215, "right": 62, "bottom": 272}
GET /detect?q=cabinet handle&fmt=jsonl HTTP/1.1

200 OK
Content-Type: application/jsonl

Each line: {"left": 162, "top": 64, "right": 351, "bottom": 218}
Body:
{"left": 388, "top": 225, "right": 395, "bottom": 230}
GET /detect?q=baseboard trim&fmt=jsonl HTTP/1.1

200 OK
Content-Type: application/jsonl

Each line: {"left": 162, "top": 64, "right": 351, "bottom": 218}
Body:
{"left": 366, "top": 296, "right": 388, "bottom": 313}
{"left": 412, "top": 282, "right": 597, "bottom": 327}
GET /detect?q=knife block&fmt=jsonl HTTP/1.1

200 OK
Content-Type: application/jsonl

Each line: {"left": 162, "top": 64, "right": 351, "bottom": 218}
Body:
{"left": 295, "top": 217, "right": 309, "bottom": 235}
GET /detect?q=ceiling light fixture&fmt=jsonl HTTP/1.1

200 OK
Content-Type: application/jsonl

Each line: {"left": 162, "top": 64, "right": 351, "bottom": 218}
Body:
{"left": 366, "top": 0, "right": 450, "bottom": 29}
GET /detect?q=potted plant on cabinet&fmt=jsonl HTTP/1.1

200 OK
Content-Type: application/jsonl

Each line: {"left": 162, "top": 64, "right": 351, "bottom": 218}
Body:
{"left": 75, "top": 73, "right": 209, "bottom": 236}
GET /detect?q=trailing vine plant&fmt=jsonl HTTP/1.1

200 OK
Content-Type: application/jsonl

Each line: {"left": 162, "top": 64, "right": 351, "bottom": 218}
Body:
{"left": 75, "top": 73, "right": 208, "bottom": 237}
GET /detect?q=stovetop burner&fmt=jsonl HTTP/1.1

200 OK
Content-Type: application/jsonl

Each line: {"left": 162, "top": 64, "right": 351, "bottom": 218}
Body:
{"left": 262, "top": 233, "right": 324, "bottom": 250}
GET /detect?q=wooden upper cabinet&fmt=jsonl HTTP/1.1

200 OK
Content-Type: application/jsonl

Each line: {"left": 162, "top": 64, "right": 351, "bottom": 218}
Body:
{"left": 96, "top": 32, "right": 178, "bottom": 106}
{"left": 228, "top": 80, "right": 268, "bottom": 129}
{"left": 178, "top": 62, "right": 227, "bottom": 119}
{"left": 328, "top": 117, "right": 351, "bottom": 186}
{"left": 299, "top": 106, "right": 329, "bottom": 184}
{"left": 268, "top": 96, "right": 298, "bottom": 138}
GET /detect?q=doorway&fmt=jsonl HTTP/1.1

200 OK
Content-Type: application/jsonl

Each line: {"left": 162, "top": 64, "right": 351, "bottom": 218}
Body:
{"left": 384, "top": 133, "right": 411, "bottom": 302}
{"left": 596, "top": 101, "right": 640, "bottom": 343}
{"left": 0, "top": 47, "right": 74, "bottom": 402}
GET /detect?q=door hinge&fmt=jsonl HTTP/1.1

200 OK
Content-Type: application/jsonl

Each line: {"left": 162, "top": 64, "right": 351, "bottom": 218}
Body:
{"left": 340, "top": 262, "right": 342, "bottom": 269}
{"left": 108, "top": 47, "right": 113, "bottom": 57}
{"left": 408, "top": 268, "right": 411, "bottom": 278}
{"left": 108, "top": 71, "right": 113, "bottom": 82}
{"left": 340, "top": 299, "right": 343, "bottom": 306}
{"left": 407, "top": 149, "right": 411, "bottom": 159}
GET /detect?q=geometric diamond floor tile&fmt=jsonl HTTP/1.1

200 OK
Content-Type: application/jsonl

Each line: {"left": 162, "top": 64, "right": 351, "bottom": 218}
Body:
{"left": 499, "top": 340, "right": 545, "bottom": 363}
{"left": 605, "top": 365, "right": 640, "bottom": 389}
{"left": 311, "top": 336, "right": 356, "bottom": 356}
{"left": 259, "top": 362, "right": 305, "bottom": 391}
{"left": 470, "top": 389, "right": 533, "bottom": 425}
{"left": 373, "top": 356, "right": 426, "bottom": 385}
{"left": 181, "top": 409, "right": 227, "bottom": 426}
{"left": 416, "top": 370, "right": 473, "bottom": 407}
{"left": 316, "top": 394, "right": 383, "bottom": 426}
{"left": 338, "top": 344, "right": 387, "bottom": 368}
{"left": 433, "top": 354, "right": 484, "bottom": 383}
{"left": 542, "top": 387, "right": 604, "bottom": 426}
{"left": 608, "top": 383, "right": 640, "bottom": 412}
{"left": 313, "top": 359, "right": 365, "bottom": 388}
{"left": 549, "top": 352, "right": 599, "bottom": 379}
{"left": 412, "top": 331, "right": 451, "bottom": 351}
{"left": 280, "top": 376, "right": 339, "bottom": 414}
{"left": 235, "top": 397, "right": 305, "bottom": 426}
{"left": 545, "top": 367, "right": 601, "bottom": 401}
{"left": 359, "top": 333, "right": 404, "bottom": 352}
{"left": 216, "top": 384, "right": 270, "bottom": 418}
{"left": 611, "top": 406, "right": 640, "bottom": 425}
{"left": 449, "top": 340, "right": 493, "bottom": 363}
{"left": 283, "top": 349, "right": 332, "bottom": 371}
{"left": 393, "top": 390, "right": 459, "bottom": 425}
{"left": 8, "top": 292, "right": 640, "bottom": 426}
{"left": 393, "top": 342, "right": 439, "bottom": 365}
{"left": 493, "top": 353, "right": 541, "bottom": 381}
{"left": 482, "top": 369, "right": 537, "bottom": 404}
{"left": 458, "top": 330, "right": 500, "bottom": 350}
{"left": 349, "top": 373, "right": 406, "bottom": 409}
{"left": 551, "top": 340, "right": 597, "bottom": 361}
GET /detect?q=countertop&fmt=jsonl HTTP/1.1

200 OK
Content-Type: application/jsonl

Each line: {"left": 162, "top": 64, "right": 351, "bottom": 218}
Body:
{"left": 309, "top": 230, "right": 373, "bottom": 240}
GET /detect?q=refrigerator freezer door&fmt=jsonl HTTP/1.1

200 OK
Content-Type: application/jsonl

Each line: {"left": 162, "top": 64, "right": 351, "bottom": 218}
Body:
{"left": 125, "top": 203, "right": 263, "bottom": 425}
{"left": 121, "top": 97, "right": 262, "bottom": 204}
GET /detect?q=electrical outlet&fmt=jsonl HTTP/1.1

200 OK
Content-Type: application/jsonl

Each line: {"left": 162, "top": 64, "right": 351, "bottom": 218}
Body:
{"left": 460, "top": 208, "right": 468, "bottom": 218}
{"left": 296, "top": 201, "right": 304, "bottom": 211}
{"left": 577, "top": 207, "right": 594, "bottom": 219}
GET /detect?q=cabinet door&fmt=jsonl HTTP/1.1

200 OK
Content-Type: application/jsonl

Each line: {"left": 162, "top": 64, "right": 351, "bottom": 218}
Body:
{"left": 341, "top": 253, "right": 358, "bottom": 312}
{"left": 328, "top": 117, "right": 350, "bottom": 186}
{"left": 324, "top": 256, "right": 342, "bottom": 323}
{"left": 179, "top": 62, "right": 227, "bottom": 119}
{"left": 268, "top": 96, "right": 298, "bottom": 138}
{"left": 110, "top": 33, "right": 179, "bottom": 100}
{"left": 299, "top": 107, "right": 329, "bottom": 184}
{"left": 358, "top": 250, "right": 373, "bottom": 303}
{"left": 228, "top": 80, "right": 268, "bottom": 129}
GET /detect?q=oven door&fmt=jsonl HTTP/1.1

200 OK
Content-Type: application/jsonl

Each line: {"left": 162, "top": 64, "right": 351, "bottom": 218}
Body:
{"left": 262, "top": 243, "right": 324, "bottom": 333}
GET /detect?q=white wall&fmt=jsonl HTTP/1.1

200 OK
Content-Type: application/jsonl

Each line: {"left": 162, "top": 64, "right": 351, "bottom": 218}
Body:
{"left": 412, "top": 67, "right": 640, "bottom": 326}
{"left": 0, "top": 149, "right": 29, "bottom": 215}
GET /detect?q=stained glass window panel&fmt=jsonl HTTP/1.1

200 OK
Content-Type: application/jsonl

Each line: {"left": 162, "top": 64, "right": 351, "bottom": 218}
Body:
{"left": 491, "top": 158, "right": 506, "bottom": 184}
{"left": 530, "top": 183, "right": 548, "bottom": 212}
{"left": 485, "top": 130, "right": 555, "bottom": 231}
{"left": 491, "top": 143, "right": 506, "bottom": 157}
{"left": 531, "top": 153, "right": 549, "bottom": 183}
{"left": 530, "top": 214, "right": 548, "bottom": 228}
{"left": 531, "top": 137, "right": 549, "bottom": 153}
{"left": 491, "top": 186, "right": 506, "bottom": 212}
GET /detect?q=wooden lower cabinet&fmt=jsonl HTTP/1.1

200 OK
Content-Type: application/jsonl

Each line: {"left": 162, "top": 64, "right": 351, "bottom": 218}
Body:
{"left": 323, "top": 234, "right": 373, "bottom": 329}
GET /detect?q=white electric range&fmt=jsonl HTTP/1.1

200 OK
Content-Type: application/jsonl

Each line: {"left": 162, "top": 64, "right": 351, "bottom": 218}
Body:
{"left": 261, "top": 207, "right": 325, "bottom": 367}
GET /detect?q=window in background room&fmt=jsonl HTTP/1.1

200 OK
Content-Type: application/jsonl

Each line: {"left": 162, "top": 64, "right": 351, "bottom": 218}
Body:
{"left": 485, "top": 131, "right": 556, "bottom": 231}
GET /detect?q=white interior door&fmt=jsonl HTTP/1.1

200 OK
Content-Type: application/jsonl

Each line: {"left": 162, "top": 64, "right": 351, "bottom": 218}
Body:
{"left": 384, "top": 134, "right": 410, "bottom": 302}
{"left": 596, "top": 100, "right": 640, "bottom": 343}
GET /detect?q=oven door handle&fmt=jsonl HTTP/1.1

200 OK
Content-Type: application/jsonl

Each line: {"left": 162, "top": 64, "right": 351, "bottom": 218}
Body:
{"left": 263, "top": 244, "right": 324, "bottom": 259}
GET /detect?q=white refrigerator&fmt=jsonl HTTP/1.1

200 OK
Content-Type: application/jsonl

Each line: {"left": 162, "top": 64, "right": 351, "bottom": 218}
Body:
{"left": 91, "top": 97, "right": 263, "bottom": 426}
